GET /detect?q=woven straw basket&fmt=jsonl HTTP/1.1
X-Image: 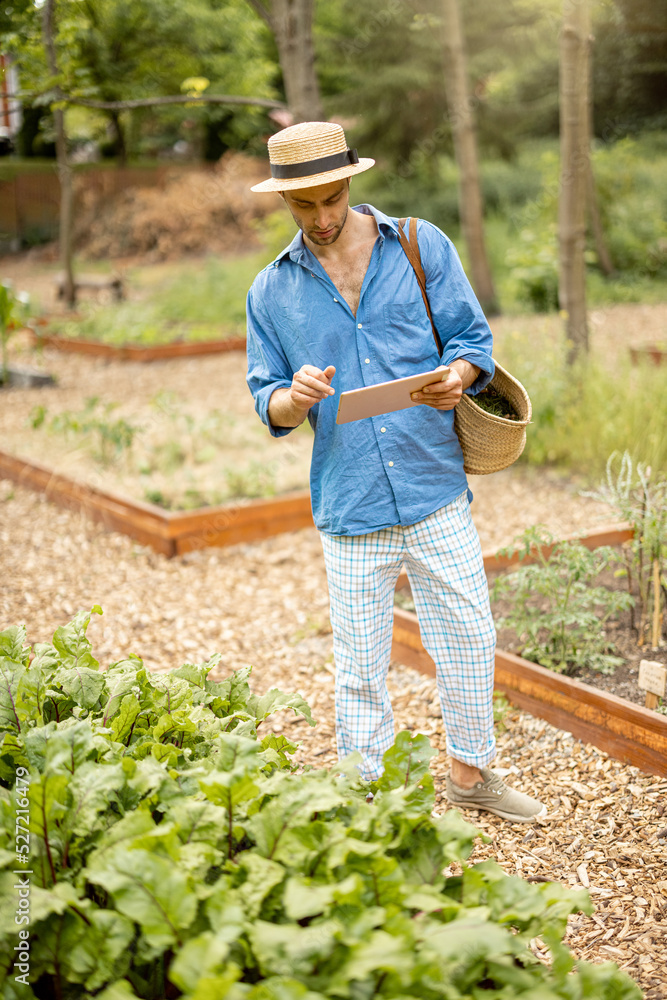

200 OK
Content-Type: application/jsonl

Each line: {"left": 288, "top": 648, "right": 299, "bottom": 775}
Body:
{"left": 454, "top": 360, "right": 532, "bottom": 476}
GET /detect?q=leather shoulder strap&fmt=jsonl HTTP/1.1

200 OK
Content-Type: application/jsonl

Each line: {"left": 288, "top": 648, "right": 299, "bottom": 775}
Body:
{"left": 397, "top": 217, "right": 443, "bottom": 356}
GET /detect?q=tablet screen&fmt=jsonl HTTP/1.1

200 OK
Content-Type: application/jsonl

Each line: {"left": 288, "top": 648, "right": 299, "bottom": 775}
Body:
{"left": 336, "top": 366, "right": 450, "bottom": 424}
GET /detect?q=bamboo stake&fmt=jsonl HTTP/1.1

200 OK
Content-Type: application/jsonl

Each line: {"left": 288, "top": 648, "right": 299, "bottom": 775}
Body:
{"left": 652, "top": 558, "right": 662, "bottom": 649}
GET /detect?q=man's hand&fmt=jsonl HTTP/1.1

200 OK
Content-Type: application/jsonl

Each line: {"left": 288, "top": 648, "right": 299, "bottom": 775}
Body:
{"left": 410, "top": 359, "right": 480, "bottom": 411}
{"left": 268, "top": 364, "right": 336, "bottom": 428}
{"left": 290, "top": 364, "right": 336, "bottom": 411}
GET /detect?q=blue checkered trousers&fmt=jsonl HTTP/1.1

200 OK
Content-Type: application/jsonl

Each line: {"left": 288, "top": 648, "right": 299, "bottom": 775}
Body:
{"left": 320, "top": 492, "right": 497, "bottom": 780}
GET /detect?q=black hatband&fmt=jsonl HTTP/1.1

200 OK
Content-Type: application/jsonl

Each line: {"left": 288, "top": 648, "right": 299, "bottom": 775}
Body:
{"left": 270, "top": 148, "right": 359, "bottom": 179}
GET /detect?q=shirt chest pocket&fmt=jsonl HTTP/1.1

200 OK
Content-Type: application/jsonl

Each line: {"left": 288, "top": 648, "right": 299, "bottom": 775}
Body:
{"left": 382, "top": 299, "right": 441, "bottom": 371}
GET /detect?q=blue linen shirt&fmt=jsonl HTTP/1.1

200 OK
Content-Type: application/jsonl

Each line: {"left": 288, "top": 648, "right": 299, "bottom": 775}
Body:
{"left": 246, "top": 203, "right": 494, "bottom": 536}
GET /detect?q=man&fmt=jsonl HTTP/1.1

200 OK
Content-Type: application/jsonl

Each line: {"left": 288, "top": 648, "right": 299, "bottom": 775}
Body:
{"left": 246, "top": 121, "right": 545, "bottom": 822}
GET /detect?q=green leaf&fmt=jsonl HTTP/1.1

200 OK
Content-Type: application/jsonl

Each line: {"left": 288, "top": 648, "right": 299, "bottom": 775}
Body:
{"left": 339, "top": 928, "right": 415, "bottom": 982}
{"left": 0, "top": 659, "right": 27, "bottom": 734}
{"left": 1, "top": 879, "right": 75, "bottom": 933}
{"left": 246, "top": 777, "right": 343, "bottom": 863}
{"left": 573, "top": 959, "right": 644, "bottom": 999}
{"left": 421, "top": 914, "right": 515, "bottom": 964}
{"left": 249, "top": 918, "right": 340, "bottom": 979}
{"left": 29, "top": 642, "right": 61, "bottom": 678}
{"left": 65, "top": 760, "right": 126, "bottom": 839}
{"left": 100, "top": 660, "right": 146, "bottom": 727}
{"left": 171, "top": 654, "right": 222, "bottom": 700}
{"left": 235, "top": 852, "right": 286, "bottom": 919}
{"left": 71, "top": 909, "right": 135, "bottom": 990}
{"left": 108, "top": 694, "right": 142, "bottom": 745}
{"left": 168, "top": 929, "right": 233, "bottom": 992}
{"left": 87, "top": 848, "right": 198, "bottom": 953}
{"left": 205, "top": 666, "right": 253, "bottom": 717}
{"left": 0, "top": 625, "right": 29, "bottom": 665}
{"left": 249, "top": 688, "right": 316, "bottom": 727}
{"left": 95, "top": 981, "right": 139, "bottom": 1000}
{"left": 376, "top": 731, "right": 437, "bottom": 792}
{"left": 42, "top": 720, "right": 96, "bottom": 774}
{"left": 56, "top": 666, "right": 107, "bottom": 711}
{"left": 29, "top": 897, "right": 134, "bottom": 991}
{"left": 51, "top": 606, "right": 102, "bottom": 672}
{"left": 0, "top": 731, "right": 27, "bottom": 782}
{"left": 164, "top": 798, "right": 227, "bottom": 846}
{"left": 283, "top": 873, "right": 361, "bottom": 921}
{"left": 153, "top": 707, "right": 197, "bottom": 745}
{"left": 84, "top": 808, "right": 156, "bottom": 871}
{"left": 246, "top": 979, "right": 328, "bottom": 1000}
{"left": 27, "top": 772, "right": 70, "bottom": 876}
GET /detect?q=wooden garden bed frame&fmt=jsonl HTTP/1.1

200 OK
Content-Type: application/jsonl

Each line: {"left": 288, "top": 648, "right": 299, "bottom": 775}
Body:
{"left": 0, "top": 451, "right": 312, "bottom": 555}
{"left": 2, "top": 447, "right": 664, "bottom": 776}
{"left": 392, "top": 525, "right": 667, "bottom": 779}
{"left": 28, "top": 326, "right": 246, "bottom": 362}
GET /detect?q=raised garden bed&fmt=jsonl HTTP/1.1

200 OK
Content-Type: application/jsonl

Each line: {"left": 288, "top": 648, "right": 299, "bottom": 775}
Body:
{"left": 29, "top": 325, "right": 246, "bottom": 362}
{"left": 392, "top": 527, "right": 667, "bottom": 778}
{"left": 4, "top": 441, "right": 664, "bottom": 778}
{"left": 629, "top": 343, "right": 667, "bottom": 366}
{"left": 0, "top": 449, "right": 313, "bottom": 555}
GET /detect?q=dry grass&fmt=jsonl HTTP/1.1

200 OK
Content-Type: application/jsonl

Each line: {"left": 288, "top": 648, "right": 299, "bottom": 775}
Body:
{"left": 73, "top": 153, "right": 278, "bottom": 261}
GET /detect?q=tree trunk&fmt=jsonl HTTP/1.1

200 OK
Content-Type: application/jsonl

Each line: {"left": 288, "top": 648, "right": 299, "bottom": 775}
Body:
{"left": 43, "top": 0, "right": 76, "bottom": 308}
{"left": 109, "top": 109, "right": 127, "bottom": 165}
{"left": 440, "top": 0, "right": 499, "bottom": 316}
{"left": 558, "top": 0, "right": 590, "bottom": 363}
{"left": 247, "top": 0, "right": 323, "bottom": 123}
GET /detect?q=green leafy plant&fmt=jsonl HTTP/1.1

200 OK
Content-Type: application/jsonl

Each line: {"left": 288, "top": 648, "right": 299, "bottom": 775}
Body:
{"left": 0, "top": 610, "right": 642, "bottom": 999}
{"left": 0, "top": 281, "right": 31, "bottom": 385}
{"left": 224, "top": 460, "right": 277, "bottom": 500}
{"left": 505, "top": 223, "right": 560, "bottom": 313}
{"left": 583, "top": 452, "right": 667, "bottom": 648}
{"left": 474, "top": 385, "right": 520, "bottom": 420}
{"left": 492, "top": 526, "right": 634, "bottom": 675}
{"left": 29, "top": 397, "right": 140, "bottom": 467}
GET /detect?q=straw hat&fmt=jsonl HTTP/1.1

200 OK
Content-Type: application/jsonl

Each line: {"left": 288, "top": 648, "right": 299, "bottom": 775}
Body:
{"left": 454, "top": 361, "right": 532, "bottom": 476}
{"left": 250, "top": 121, "right": 375, "bottom": 193}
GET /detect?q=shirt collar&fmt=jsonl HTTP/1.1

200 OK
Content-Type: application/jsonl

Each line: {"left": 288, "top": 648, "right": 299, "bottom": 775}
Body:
{"left": 273, "top": 203, "right": 400, "bottom": 266}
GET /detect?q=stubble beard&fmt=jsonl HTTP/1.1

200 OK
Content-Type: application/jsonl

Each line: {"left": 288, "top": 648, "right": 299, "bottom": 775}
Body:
{"left": 304, "top": 205, "right": 349, "bottom": 247}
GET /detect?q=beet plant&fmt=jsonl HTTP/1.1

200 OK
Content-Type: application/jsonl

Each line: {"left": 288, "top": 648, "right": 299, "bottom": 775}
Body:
{"left": 0, "top": 609, "right": 641, "bottom": 999}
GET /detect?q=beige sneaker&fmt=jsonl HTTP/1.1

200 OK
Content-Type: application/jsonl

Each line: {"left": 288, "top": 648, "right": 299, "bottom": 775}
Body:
{"left": 445, "top": 767, "right": 546, "bottom": 822}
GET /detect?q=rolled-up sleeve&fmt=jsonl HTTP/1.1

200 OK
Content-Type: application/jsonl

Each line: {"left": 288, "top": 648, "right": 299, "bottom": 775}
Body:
{"left": 246, "top": 280, "right": 294, "bottom": 438}
{"left": 419, "top": 221, "right": 494, "bottom": 396}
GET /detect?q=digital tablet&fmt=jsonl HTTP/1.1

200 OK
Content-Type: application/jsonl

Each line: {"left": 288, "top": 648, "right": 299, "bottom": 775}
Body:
{"left": 336, "top": 366, "right": 450, "bottom": 424}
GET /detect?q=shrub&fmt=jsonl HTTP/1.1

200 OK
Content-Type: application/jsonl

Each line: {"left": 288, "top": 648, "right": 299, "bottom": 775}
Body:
{"left": 0, "top": 609, "right": 642, "bottom": 999}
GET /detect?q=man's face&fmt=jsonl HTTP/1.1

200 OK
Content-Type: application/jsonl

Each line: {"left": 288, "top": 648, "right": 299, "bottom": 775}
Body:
{"left": 282, "top": 179, "right": 350, "bottom": 247}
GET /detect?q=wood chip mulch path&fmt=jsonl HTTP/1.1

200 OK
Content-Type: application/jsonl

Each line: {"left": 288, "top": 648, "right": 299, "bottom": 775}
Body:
{"left": 1, "top": 478, "right": 665, "bottom": 999}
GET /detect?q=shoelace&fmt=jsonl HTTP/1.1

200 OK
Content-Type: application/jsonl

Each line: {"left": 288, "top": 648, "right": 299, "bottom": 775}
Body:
{"left": 477, "top": 772, "right": 506, "bottom": 796}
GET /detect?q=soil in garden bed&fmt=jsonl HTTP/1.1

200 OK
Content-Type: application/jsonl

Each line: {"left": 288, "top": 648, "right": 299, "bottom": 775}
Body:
{"left": 395, "top": 562, "right": 667, "bottom": 710}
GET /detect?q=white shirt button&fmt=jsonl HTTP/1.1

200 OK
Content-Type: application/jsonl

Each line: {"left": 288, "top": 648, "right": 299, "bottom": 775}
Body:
{"left": 364, "top": 358, "right": 370, "bottom": 364}
{"left": 388, "top": 461, "right": 394, "bottom": 467}
{"left": 380, "top": 427, "right": 386, "bottom": 433}
{"left": 333, "top": 297, "right": 338, "bottom": 302}
{"left": 358, "top": 323, "right": 363, "bottom": 329}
